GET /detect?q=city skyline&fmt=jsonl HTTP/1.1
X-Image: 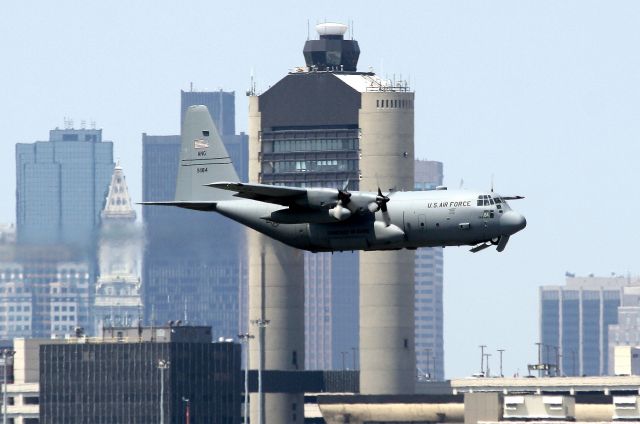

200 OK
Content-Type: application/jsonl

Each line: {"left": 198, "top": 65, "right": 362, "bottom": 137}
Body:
{"left": 2, "top": 1, "right": 640, "bottom": 378}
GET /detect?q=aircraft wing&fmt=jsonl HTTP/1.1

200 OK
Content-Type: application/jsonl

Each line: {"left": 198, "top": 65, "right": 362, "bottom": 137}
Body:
{"left": 138, "top": 201, "right": 218, "bottom": 211}
{"left": 206, "top": 182, "right": 308, "bottom": 207}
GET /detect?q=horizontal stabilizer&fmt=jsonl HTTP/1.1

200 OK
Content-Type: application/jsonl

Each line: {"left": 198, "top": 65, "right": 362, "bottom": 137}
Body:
{"left": 138, "top": 201, "right": 217, "bottom": 212}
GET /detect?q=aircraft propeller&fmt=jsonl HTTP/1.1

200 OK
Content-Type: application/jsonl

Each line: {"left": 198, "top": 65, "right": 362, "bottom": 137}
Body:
{"left": 329, "top": 181, "right": 353, "bottom": 221}
{"left": 376, "top": 188, "right": 391, "bottom": 227}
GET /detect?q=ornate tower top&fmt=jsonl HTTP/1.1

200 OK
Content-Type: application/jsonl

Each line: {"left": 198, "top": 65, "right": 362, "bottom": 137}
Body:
{"left": 101, "top": 162, "right": 136, "bottom": 221}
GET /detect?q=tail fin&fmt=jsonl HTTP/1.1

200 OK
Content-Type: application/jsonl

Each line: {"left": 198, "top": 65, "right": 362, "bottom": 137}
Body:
{"left": 175, "top": 105, "right": 240, "bottom": 202}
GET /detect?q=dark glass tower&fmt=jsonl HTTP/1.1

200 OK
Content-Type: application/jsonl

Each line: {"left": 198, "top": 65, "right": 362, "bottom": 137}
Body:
{"left": 540, "top": 275, "right": 627, "bottom": 376}
{"left": 15, "top": 127, "right": 114, "bottom": 338}
{"left": 16, "top": 128, "right": 114, "bottom": 248}
{"left": 142, "top": 90, "right": 248, "bottom": 339}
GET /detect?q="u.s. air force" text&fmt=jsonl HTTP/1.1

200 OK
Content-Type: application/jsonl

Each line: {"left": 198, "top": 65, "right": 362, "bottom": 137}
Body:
{"left": 427, "top": 200, "right": 471, "bottom": 208}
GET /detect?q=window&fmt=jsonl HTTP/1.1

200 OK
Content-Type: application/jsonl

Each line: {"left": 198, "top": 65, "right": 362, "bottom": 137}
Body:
{"left": 24, "top": 396, "right": 39, "bottom": 405}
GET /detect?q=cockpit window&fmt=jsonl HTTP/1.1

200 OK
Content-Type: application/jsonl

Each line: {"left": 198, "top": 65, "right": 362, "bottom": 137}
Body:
{"left": 477, "top": 194, "right": 499, "bottom": 207}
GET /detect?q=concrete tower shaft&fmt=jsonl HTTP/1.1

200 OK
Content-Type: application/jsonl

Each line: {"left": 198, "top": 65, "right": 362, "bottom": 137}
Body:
{"left": 248, "top": 96, "right": 305, "bottom": 423}
{"left": 359, "top": 90, "right": 416, "bottom": 394}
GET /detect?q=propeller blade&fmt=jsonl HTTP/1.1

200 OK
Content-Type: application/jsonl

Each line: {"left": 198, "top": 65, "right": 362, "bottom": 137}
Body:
{"left": 374, "top": 187, "right": 392, "bottom": 226}
{"left": 376, "top": 187, "right": 390, "bottom": 212}
{"left": 382, "top": 210, "right": 391, "bottom": 227}
{"left": 337, "top": 188, "right": 352, "bottom": 206}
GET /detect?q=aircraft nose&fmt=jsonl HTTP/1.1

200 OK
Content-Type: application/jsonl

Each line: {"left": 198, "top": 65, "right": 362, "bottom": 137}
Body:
{"left": 500, "top": 211, "right": 527, "bottom": 234}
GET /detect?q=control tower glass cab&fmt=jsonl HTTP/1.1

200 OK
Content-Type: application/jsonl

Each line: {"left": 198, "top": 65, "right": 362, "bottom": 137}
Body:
{"left": 303, "top": 23, "right": 360, "bottom": 72}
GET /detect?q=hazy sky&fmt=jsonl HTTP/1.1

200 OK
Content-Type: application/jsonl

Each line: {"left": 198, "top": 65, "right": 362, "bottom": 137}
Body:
{"left": 2, "top": 1, "right": 640, "bottom": 378}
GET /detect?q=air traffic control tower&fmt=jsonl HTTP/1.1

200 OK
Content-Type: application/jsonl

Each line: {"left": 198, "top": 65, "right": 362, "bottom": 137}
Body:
{"left": 247, "top": 22, "right": 415, "bottom": 423}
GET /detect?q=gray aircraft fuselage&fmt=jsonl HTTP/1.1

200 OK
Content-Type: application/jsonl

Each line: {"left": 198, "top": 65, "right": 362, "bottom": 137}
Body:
{"left": 213, "top": 189, "right": 525, "bottom": 253}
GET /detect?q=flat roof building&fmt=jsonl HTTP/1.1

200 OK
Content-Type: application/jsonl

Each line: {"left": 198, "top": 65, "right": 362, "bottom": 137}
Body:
{"left": 540, "top": 274, "right": 640, "bottom": 376}
{"left": 39, "top": 325, "right": 241, "bottom": 423}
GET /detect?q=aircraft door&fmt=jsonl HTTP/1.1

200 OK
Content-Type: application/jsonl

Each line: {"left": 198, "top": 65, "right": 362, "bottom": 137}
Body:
{"left": 403, "top": 211, "right": 427, "bottom": 242}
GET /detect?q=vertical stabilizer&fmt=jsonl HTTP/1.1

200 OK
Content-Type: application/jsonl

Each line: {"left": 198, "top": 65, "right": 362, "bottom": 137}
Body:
{"left": 175, "top": 105, "right": 240, "bottom": 201}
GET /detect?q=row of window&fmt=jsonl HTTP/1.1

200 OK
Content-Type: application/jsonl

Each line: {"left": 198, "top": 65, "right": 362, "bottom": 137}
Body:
{"left": 0, "top": 325, "right": 29, "bottom": 331}
{"left": 53, "top": 315, "right": 76, "bottom": 322}
{"left": 269, "top": 138, "right": 358, "bottom": 153}
{"left": 376, "top": 98, "right": 413, "bottom": 109}
{"left": 267, "top": 159, "right": 358, "bottom": 173}
{"left": 0, "top": 306, "right": 30, "bottom": 312}
{"left": 0, "top": 316, "right": 30, "bottom": 322}
{"left": 0, "top": 287, "right": 86, "bottom": 294}
{"left": 53, "top": 306, "right": 75, "bottom": 312}
{"left": 110, "top": 197, "right": 128, "bottom": 206}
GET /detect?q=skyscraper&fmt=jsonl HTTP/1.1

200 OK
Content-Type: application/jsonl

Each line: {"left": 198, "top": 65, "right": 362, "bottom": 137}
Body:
{"left": 142, "top": 90, "right": 248, "bottom": 339}
{"left": 13, "top": 125, "right": 114, "bottom": 338}
{"left": 94, "top": 164, "right": 142, "bottom": 331}
{"left": 16, "top": 127, "right": 114, "bottom": 248}
{"left": 414, "top": 159, "right": 445, "bottom": 381}
{"left": 539, "top": 274, "right": 640, "bottom": 376}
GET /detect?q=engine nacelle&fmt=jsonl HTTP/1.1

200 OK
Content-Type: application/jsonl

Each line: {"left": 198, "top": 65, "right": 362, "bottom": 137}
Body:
{"left": 373, "top": 221, "right": 405, "bottom": 244}
{"left": 328, "top": 204, "right": 352, "bottom": 221}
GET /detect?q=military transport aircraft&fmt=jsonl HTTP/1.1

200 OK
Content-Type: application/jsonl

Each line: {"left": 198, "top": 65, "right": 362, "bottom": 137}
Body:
{"left": 142, "top": 106, "right": 526, "bottom": 253}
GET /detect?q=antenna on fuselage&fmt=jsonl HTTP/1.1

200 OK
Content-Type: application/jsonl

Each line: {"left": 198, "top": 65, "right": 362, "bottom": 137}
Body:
{"left": 490, "top": 174, "right": 495, "bottom": 193}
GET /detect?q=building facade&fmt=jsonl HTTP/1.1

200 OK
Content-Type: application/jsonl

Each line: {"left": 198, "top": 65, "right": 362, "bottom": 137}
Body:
{"left": 142, "top": 90, "right": 248, "bottom": 339}
{"left": 540, "top": 274, "right": 640, "bottom": 376}
{"left": 607, "top": 285, "right": 640, "bottom": 374}
{"left": 39, "top": 326, "right": 241, "bottom": 423}
{"left": 0, "top": 246, "right": 91, "bottom": 340}
{"left": 16, "top": 127, "right": 114, "bottom": 248}
{"left": 414, "top": 159, "right": 445, "bottom": 381}
{"left": 94, "top": 164, "right": 142, "bottom": 332}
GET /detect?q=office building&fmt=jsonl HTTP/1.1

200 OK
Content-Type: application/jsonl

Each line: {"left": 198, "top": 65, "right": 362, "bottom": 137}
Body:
{"left": 39, "top": 325, "right": 241, "bottom": 423}
{"left": 94, "top": 163, "right": 142, "bottom": 331}
{"left": 247, "top": 21, "right": 414, "bottom": 422}
{"left": 0, "top": 338, "right": 70, "bottom": 424}
{"left": 142, "top": 90, "right": 248, "bottom": 338}
{"left": 0, "top": 245, "right": 91, "bottom": 339}
{"left": 540, "top": 274, "right": 640, "bottom": 376}
{"left": 16, "top": 127, "right": 114, "bottom": 248}
{"left": 414, "top": 159, "right": 445, "bottom": 381}
{"left": 607, "top": 285, "right": 640, "bottom": 374}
